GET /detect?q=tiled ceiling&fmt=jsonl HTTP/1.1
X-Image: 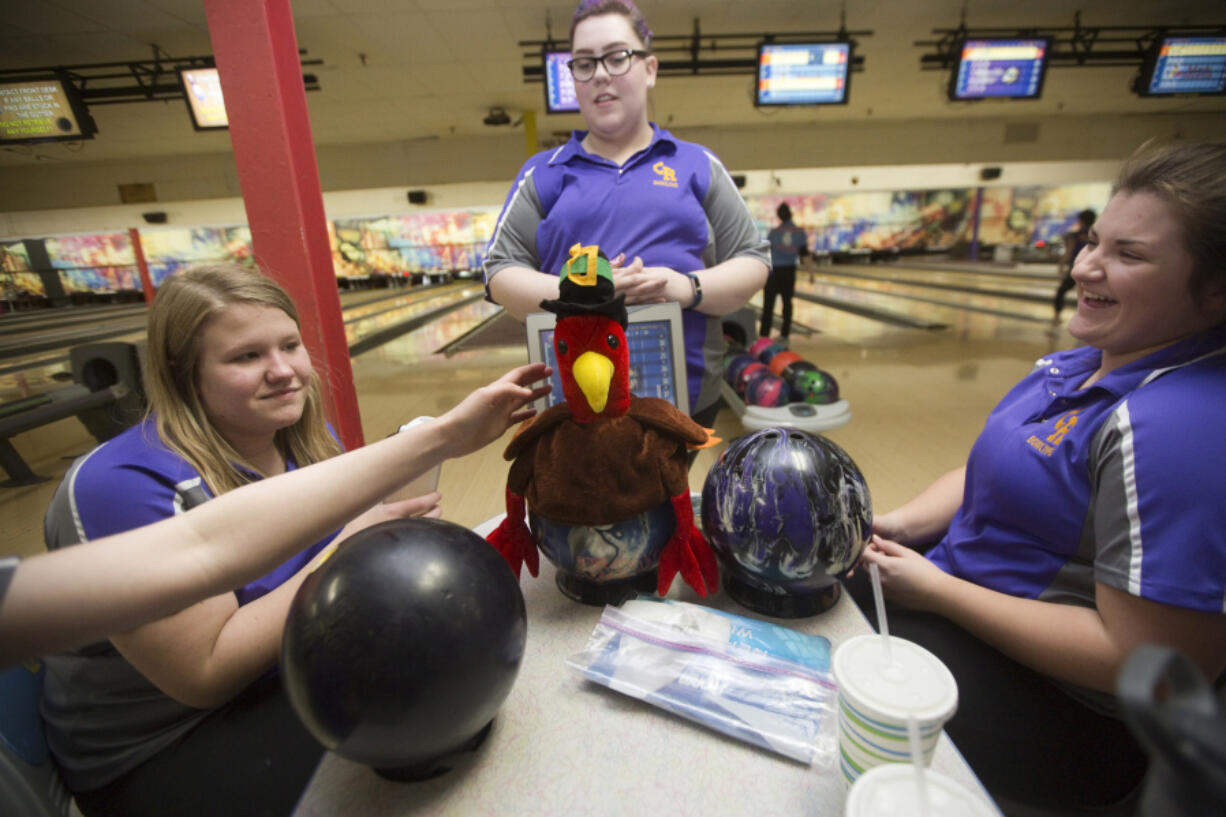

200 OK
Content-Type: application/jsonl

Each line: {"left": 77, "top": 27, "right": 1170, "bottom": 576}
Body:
{"left": 1, "top": 0, "right": 1223, "bottom": 167}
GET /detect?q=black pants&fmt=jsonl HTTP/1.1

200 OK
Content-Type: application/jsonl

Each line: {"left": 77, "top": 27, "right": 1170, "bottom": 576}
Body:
{"left": 75, "top": 673, "right": 325, "bottom": 817}
{"left": 1053, "top": 273, "right": 1076, "bottom": 317}
{"left": 759, "top": 264, "right": 797, "bottom": 339}
{"left": 843, "top": 571, "right": 1147, "bottom": 810}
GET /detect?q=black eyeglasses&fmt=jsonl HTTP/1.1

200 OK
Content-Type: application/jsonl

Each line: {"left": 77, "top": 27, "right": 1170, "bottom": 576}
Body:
{"left": 566, "top": 49, "right": 649, "bottom": 82}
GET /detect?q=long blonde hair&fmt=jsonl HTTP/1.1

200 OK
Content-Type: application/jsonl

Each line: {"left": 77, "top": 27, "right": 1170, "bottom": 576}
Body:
{"left": 144, "top": 263, "right": 343, "bottom": 496}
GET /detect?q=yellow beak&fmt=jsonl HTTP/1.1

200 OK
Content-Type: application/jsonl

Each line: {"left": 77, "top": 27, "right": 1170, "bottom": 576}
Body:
{"left": 572, "top": 351, "right": 613, "bottom": 414}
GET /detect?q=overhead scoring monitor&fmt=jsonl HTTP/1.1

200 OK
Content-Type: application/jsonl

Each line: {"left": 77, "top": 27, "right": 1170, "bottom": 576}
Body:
{"left": 178, "top": 66, "right": 228, "bottom": 129}
{"left": 0, "top": 74, "right": 96, "bottom": 145}
{"left": 948, "top": 37, "right": 1051, "bottom": 101}
{"left": 755, "top": 41, "right": 852, "bottom": 107}
{"left": 1136, "top": 36, "right": 1226, "bottom": 97}
{"left": 543, "top": 50, "right": 581, "bottom": 114}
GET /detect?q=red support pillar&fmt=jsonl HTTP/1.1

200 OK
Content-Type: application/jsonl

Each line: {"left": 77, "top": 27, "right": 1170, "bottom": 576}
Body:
{"left": 128, "top": 228, "right": 155, "bottom": 305}
{"left": 201, "top": 0, "right": 364, "bottom": 450}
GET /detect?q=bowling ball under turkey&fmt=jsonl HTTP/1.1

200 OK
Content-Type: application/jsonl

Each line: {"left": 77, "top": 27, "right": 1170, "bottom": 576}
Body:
{"left": 282, "top": 517, "right": 527, "bottom": 781}
{"left": 530, "top": 500, "right": 675, "bottom": 605}
{"left": 701, "top": 427, "right": 872, "bottom": 618}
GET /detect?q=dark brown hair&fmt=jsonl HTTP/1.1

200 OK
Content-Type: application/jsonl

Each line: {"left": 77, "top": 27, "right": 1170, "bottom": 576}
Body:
{"left": 570, "top": 0, "right": 652, "bottom": 51}
{"left": 1114, "top": 140, "right": 1226, "bottom": 301}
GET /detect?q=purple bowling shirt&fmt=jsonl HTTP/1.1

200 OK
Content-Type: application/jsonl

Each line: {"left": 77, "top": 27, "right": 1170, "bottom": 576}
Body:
{"left": 929, "top": 324, "right": 1226, "bottom": 614}
{"left": 484, "top": 124, "right": 770, "bottom": 414}
{"left": 40, "top": 416, "right": 339, "bottom": 790}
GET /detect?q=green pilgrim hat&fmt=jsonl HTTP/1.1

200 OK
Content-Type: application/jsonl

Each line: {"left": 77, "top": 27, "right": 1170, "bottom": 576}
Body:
{"left": 539, "top": 243, "right": 628, "bottom": 327}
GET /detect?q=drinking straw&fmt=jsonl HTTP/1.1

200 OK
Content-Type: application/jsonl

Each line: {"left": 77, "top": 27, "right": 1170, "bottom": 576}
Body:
{"left": 868, "top": 562, "right": 893, "bottom": 665}
{"left": 907, "top": 715, "right": 930, "bottom": 817}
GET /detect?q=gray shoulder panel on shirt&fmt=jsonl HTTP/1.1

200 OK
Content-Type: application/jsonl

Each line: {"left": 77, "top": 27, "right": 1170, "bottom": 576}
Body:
{"left": 484, "top": 166, "right": 545, "bottom": 283}
{"left": 700, "top": 151, "right": 770, "bottom": 268}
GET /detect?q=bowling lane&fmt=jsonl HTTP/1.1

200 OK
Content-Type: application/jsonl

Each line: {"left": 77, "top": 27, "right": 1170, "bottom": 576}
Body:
{"left": 0, "top": 281, "right": 485, "bottom": 403}
{"left": 349, "top": 288, "right": 504, "bottom": 364}
{"left": 815, "top": 263, "right": 1061, "bottom": 302}
{"left": 781, "top": 261, "right": 1065, "bottom": 341}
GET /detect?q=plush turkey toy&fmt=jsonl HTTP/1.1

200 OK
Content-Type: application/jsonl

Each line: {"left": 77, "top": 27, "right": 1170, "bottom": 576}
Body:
{"left": 486, "top": 244, "right": 718, "bottom": 597}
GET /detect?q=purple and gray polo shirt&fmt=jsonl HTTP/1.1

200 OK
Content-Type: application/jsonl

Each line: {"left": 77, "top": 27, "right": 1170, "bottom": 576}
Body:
{"left": 483, "top": 124, "right": 770, "bottom": 415}
{"left": 930, "top": 324, "right": 1226, "bottom": 615}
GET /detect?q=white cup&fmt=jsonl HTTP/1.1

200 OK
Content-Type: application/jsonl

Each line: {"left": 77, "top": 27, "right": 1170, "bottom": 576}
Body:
{"left": 833, "top": 634, "right": 958, "bottom": 785}
{"left": 845, "top": 763, "right": 997, "bottom": 817}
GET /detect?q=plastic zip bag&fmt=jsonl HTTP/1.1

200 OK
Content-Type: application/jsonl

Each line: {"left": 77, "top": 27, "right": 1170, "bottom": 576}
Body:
{"left": 566, "top": 599, "right": 837, "bottom": 765}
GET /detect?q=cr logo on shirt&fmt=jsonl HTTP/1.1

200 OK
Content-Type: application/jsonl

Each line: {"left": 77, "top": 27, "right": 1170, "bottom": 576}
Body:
{"left": 1026, "top": 409, "right": 1082, "bottom": 457}
{"left": 652, "top": 161, "right": 678, "bottom": 188}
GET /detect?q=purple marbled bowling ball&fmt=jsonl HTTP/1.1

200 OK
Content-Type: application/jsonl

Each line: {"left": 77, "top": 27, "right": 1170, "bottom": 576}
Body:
{"left": 748, "top": 373, "right": 789, "bottom": 407}
{"left": 701, "top": 428, "right": 871, "bottom": 617}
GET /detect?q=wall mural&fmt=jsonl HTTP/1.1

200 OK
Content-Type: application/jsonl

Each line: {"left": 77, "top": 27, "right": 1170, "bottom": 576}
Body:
{"left": 1, "top": 184, "right": 1109, "bottom": 302}
{"left": 745, "top": 181, "right": 1111, "bottom": 256}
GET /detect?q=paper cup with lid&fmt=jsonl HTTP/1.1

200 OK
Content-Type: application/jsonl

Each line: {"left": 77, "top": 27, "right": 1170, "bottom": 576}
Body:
{"left": 833, "top": 634, "right": 958, "bottom": 785}
{"left": 845, "top": 763, "right": 997, "bottom": 817}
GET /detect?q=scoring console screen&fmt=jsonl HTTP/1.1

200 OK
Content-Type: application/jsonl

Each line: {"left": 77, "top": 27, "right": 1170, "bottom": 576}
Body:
{"left": 539, "top": 319, "right": 679, "bottom": 408}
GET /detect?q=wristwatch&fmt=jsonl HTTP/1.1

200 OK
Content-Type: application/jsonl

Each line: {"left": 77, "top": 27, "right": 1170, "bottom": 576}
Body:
{"left": 685, "top": 272, "right": 703, "bottom": 310}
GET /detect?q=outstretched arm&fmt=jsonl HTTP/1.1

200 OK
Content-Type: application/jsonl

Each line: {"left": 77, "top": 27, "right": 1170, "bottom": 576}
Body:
{"left": 0, "top": 363, "right": 552, "bottom": 671}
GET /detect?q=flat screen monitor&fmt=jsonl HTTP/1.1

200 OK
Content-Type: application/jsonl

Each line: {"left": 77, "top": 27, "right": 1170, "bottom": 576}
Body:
{"left": 543, "top": 50, "right": 580, "bottom": 114}
{"left": 1136, "top": 36, "right": 1226, "bottom": 97}
{"left": 755, "top": 41, "right": 852, "bottom": 106}
{"left": 0, "top": 74, "right": 96, "bottom": 145}
{"left": 948, "top": 37, "right": 1051, "bottom": 101}
{"left": 524, "top": 302, "right": 689, "bottom": 415}
{"left": 178, "top": 66, "right": 229, "bottom": 130}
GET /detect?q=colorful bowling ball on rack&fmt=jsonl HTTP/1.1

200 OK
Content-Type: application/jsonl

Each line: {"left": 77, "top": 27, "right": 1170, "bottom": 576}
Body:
{"left": 700, "top": 427, "right": 872, "bottom": 618}
{"left": 748, "top": 337, "right": 776, "bottom": 359}
{"left": 530, "top": 500, "right": 675, "bottom": 605}
{"left": 282, "top": 518, "right": 526, "bottom": 781}
{"left": 791, "top": 369, "right": 839, "bottom": 405}
{"left": 724, "top": 354, "right": 756, "bottom": 389}
{"left": 747, "top": 372, "right": 789, "bottom": 407}
{"left": 736, "top": 361, "right": 770, "bottom": 397}
{"left": 782, "top": 359, "right": 818, "bottom": 381}
{"left": 740, "top": 366, "right": 775, "bottom": 401}
{"left": 768, "top": 350, "right": 804, "bottom": 377}
{"left": 758, "top": 343, "right": 789, "bottom": 366}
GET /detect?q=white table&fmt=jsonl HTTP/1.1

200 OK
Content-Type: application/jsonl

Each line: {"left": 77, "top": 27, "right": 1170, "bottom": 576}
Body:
{"left": 293, "top": 554, "right": 1001, "bottom": 817}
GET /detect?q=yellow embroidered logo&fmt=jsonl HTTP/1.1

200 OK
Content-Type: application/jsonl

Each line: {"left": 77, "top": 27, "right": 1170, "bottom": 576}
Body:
{"left": 1026, "top": 409, "right": 1082, "bottom": 457}
{"left": 652, "top": 161, "right": 678, "bottom": 188}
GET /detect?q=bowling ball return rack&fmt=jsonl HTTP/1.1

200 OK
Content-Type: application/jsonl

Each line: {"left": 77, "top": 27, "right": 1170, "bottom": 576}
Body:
{"left": 719, "top": 380, "right": 851, "bottom": 434}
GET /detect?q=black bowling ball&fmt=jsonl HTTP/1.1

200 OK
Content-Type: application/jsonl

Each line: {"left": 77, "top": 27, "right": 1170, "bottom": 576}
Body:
{"left": 282, "top": 517, "right": 527, "bottom": 780}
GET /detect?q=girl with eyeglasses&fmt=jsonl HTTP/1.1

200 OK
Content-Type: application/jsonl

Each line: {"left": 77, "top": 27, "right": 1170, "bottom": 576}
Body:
{"left": 484, "top": 0, "right": 769, "bottom": 428}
